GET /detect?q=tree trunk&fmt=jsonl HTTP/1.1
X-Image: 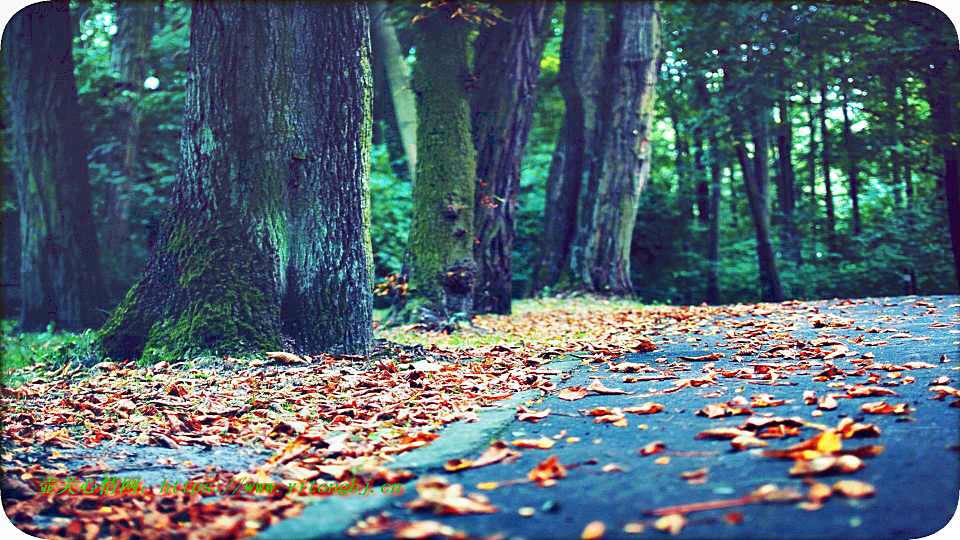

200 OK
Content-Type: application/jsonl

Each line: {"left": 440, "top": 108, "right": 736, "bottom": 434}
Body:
{"left": 731, "top": 105, "right": 786, "bottom": 303}
{"left": 706, "top": 133, "right": 723, "bottom": 304}
{"left": 393, "top": 7, "right": 477, "bottom": 324}
{"left": 531, "top": 3, "right": 607, "bottom": 291}
{"left": 840, "top": 87, "right": 861, "bottom": 236}
{"left": 105, "top": 0, "right": 156, "bottom": 257}
{"left": 805, "top": 90, "right": 818, "bottom": 206}
{"left": 571, "top": 1, "right": 661, "bottom": 295}
{"left": 471, "top": 2, "right": 553, "bottom": 314}
{"left": 98, "top": 1, "right": 374, "bottom": 361}
{"left": 369, "top": 1, "right": 417, "bottom": 183}
{"left": 4, "top": 2, "right": 106, "bottom": 332}
{"left": 776, "top": 96, "right": 800, "bottom": 267}
{"left": 925, "top": 52, "right": 960, "bottom": 290}
{"left": 819, "top": 80, "right": 837, "bottom": 248}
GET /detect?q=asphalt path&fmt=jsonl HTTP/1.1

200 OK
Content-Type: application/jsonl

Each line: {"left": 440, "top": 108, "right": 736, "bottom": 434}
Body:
{"left": 328, "top": 296, "right": 960, "bottom": 540}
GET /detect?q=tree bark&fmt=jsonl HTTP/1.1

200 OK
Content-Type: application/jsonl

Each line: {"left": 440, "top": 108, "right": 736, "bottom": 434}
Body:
{"left": 369, "top": 1, "right": 417, "bottom": 183}
{"left": 98, "top": 1, "right": 374, "bottom": 361}
{"left": 471, "top": 2, "right": 553, "bottom": 314}
{"left": 530, "top": 3, "right": 607, "bottom": 291}
{"left": 819, "top": 79, "right": 837, "bottom": 248}
{"left": 805, "top": 90, "right": 818, "bottom": 207}
{"left": 776, "top": 96, "right": 800, "bottom": 267}
{"left": 4, "top": 2, "right": 107, "bottom": 332}
{"left": 706, "top": 133, "right": 723, "bottom": 304}
{"left": 393, "top": 6, "right": 477, "bottom": 324}
{"left": 840, "top": 87, "right": 861, "bottom": 236}
{"left": 729, "top": 102, "right": 786, "bottom": 303}
{"left": 571, "top": 1, "right": 661, "bottom": 295}
{"left": 925, "top": 51, "right": 960, "bottom": 290}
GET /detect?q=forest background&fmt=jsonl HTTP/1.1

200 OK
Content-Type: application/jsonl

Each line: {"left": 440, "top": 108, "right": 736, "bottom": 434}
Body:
{"left": 1, "top": 0, "right": 958, "bottom": 330}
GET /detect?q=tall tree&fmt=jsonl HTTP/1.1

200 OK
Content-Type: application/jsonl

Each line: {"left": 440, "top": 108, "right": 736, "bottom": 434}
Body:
{"left": 530, "top": 3, "right": 608, "bottom": 292}
{"left": 98, "top": 1, "right": 374, "bottom": 361}
{"left": 925, "top": 49, "right": 960, "bottom": 289}
{"left": 4, "top": 2, "right": 106, "bottom": 331}
{"left": 776, "top": 95, "right": 801, "bottom": 266}
{"left": 472, "top": 2, "right": 553, "bottom": 314}
{"left": 570, "top": 1, "right": 661, "bottom": 294}
{"left": 104, "top": 0, "right": 157, "bottom": 255}
{"left": 391, "top": 4, "right": 477, "bottom": 324}
{"left": 369, "top": 1, "right": 417, "bottom": 183}
{"left": 818, "top": 75, "right": 837, "bottom": 248}
{"left": 705, "top": 132, "right": 723, "bottom": 304}
{"left": 840, "top": 84, "right": 861, "bottom": 235}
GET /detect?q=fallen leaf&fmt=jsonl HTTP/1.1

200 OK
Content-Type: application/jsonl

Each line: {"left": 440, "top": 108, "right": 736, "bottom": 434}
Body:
{"left": 582, "top": 520, "right": 605, "bottom": 539}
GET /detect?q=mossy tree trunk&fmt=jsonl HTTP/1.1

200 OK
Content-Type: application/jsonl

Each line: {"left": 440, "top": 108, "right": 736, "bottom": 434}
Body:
{"left": 392, "top": 8, "right": 477, "bottom": 324}
{"left": 571, "top": 2, "right": 661, "bottom": 295}
{"left": 471, "top": 2, "right": 553, "bottom": 314}
{"left": 3, "top": 2, "right": 107, "bottom": 332}
{"left": 98, "top": 1, "right": 373, "bottom": 362}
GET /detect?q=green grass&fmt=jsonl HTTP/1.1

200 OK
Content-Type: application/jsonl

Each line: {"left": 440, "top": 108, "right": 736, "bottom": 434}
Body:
{"left": 1, "top": 319, "right": 98, "bottom": 385}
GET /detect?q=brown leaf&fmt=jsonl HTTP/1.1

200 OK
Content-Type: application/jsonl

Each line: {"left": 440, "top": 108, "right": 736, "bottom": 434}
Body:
{"left": 833, "top": 479, "right": 875, "bottom": 498}
{"left": 512, "top": 437, "right": 555, "bottom": 450}
{"left": 557, "top": 387, "right": 589, "bottom": 401}
{"left": 586, "top": 379, "right": 634, "bottom": 395}
{"left": 582, "top": 521, "right": 605, "bottom": 540}
{"left": 654, "top": 514, "right": 687, "bottom": 534}
{"left": 622, "top": 402, "right": 664, "bottom": 414}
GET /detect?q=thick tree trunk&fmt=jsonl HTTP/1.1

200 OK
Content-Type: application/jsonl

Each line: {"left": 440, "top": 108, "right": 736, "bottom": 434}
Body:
{"left": 571, "top": 2, "right": 661, "bottom": 295}
{"left": 472, "top": 2, "right": 553, "bottom": 314}
{"left": 819, "top": 81, "right": 837, "bottom": 248}
{"left": 369, "top": 1, "right": 417, "bottom": 183}
{"left": 776, "top": 96, "right": 801, "bottom": 267}
{"left": 4, "top": 3, "right": 106, "bottom": 332}
{"left": 531, "top": 3, "right": 607, "bottom": 291}
{"left": 393, "top": 8, "right": 477, "bottom": 324}
{"left": 105, "top": 1, "right": 156, "bottom": 256}
{"left": 925, "top": 53, "right": 960, "bottom": 290}
{"left": 528, "top": 122, "right": 567, "bottom": 293}
{"left": 840, "top": 88, "right": 861, "bottom": 236}
{"left": 98, "top": 1, "right": 373, "bottom": 361}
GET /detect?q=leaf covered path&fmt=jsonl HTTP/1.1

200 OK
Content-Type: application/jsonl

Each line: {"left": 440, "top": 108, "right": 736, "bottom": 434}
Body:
{"left": 2, "top": 295, "right": 958, "bottom": 539}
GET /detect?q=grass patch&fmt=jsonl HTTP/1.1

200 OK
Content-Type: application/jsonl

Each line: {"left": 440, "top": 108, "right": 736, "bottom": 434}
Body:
{"left": 1, "top": 319, "right": 99, "bottom": 385}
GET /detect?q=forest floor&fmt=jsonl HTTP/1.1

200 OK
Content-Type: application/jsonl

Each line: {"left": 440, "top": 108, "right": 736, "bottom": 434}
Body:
{"left": 1, "top": 295, "right": 958, "bottom": 540}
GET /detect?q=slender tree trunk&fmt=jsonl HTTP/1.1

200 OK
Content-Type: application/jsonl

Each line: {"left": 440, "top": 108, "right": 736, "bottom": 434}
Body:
{"left": 694, "top": 129, "right": 710, "bottom": 226}
{"left": 805, "top": 91, "right": 818, "bottom": 205}
{"left": 840, "top": 87, "right": 861, "bottom": 236}
{"left": 4, "top": 3, "right": 106, "bottom": 331}
{"left": 532, "top": 3, "right": 607, "bottom": 291}
{"left": 105, "top": 0, "right": 156, "bottom": 257}
{"left": 776, "top": 96, "right": 800, "bottom": 267}
{"left": 731, "top": 105, "right": 785, "bottom": 303}
{"left": 706, "top": 133, "right": 723, "bottom": 304}
{"left": 472, "top": 2, "right": 553, "bottom": 314}
{"left": 369, "top": 1, "right": 417, "bottom": 183}
{"left": 98, "top": 1, "right": 374, "bottom": 361}
{"left": 571, "top": 1, "right": 661, "bottom": 295}
{"left": 393, "top": 7, "right": 477, "bottom": 324}
{"left": 819, "top": 80, "right": 837, "bottom": 248}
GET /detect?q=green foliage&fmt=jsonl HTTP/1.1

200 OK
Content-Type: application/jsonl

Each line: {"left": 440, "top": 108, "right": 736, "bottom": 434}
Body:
{"left": 1, "top": 319, "right": 98, "bottom": 376}
{"left": 73, "top": 0, "right": 190, "bottom": 304}
{"left": 369, "top": 142, "right": 412, "bottom": 305}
